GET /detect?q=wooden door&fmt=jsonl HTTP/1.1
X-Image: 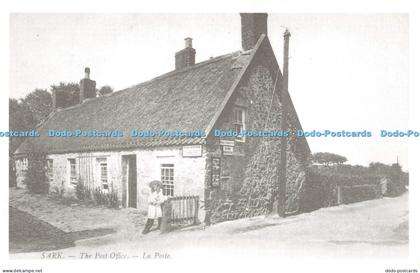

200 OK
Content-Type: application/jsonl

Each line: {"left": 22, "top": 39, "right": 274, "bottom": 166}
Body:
{"left": 128, "top": 155, "right": 137, "bottom": 208}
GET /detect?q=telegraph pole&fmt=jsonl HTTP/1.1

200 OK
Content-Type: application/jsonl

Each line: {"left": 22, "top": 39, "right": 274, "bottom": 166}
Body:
{"left": 278, "top": 29, "right": 290, "bottom": 217}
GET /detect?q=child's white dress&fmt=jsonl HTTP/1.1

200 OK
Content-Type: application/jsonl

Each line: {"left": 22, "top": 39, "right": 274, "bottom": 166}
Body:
{"left": 147, "top": 191, "right": 166, "bottom": 219}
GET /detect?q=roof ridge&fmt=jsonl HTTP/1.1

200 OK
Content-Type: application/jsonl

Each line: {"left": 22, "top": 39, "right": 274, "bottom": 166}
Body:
{"left": 44, "top": 51, "right": 244, "bottom": 115}
{"left": 149, "top": 51, "right": 241, "bottom": 82}
{"left": 129, "top": 51, "right": 242, "bottom": 91}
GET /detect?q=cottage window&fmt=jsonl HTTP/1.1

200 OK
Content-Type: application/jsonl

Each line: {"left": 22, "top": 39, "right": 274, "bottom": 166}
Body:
{"left": 233, "top": 107, "right": 246, "bottom": 142}
{"left": 19, "top": 158, "right": 28, "bottom": 170}
{"left": 95, "top": 158, "right": 109, "bottom": 192}
{"left": 68, "top": 159, "right": 77, "bottom": 186}
{"left": 160, "top": 164, "right": 174, "bottom": 197}
{"left": 47, "top": 159, "right": 53, "bottom": 183}
{"left": 100, "top": 162, "right": 109, "bottom": 191}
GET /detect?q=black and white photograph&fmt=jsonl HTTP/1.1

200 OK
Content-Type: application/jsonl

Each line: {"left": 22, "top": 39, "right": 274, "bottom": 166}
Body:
{"left": 1, "top": 1, "right": 419, "bottom": 273}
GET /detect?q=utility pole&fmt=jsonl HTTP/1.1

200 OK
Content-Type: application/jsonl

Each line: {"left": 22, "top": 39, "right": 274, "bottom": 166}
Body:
{"left": 278, "top": 29, "right": 290, "bottom": 217}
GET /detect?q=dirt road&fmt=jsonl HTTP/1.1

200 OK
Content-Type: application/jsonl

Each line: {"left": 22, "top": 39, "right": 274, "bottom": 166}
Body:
{"left": 10, "top": 193, "right": 408, "bottom": 259}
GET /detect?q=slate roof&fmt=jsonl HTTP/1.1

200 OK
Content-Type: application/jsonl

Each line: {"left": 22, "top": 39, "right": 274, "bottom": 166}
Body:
{"left": 16, "top": 51, "right": 253, "bottom": 154}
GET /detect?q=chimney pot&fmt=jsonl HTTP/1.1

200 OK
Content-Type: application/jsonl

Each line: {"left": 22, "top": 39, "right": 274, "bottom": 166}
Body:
{"left": 185, "top": 37, "right": 193, "bottom": 48}
{"left": 84, "top": 67, "right": 90, "bottom": 79}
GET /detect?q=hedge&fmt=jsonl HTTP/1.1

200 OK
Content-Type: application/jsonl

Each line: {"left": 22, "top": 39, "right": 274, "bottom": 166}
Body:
{"left": 301, "top": 166, "right": 382, "bottom": 212}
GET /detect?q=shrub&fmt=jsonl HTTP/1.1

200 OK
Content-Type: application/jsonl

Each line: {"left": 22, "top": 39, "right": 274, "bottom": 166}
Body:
{"left": 23, "top": 152, "right": 49, "bottom": 194}
{"left": 312, "top": 152, "right": 347, "bottom": 166}
{"left": 341, "top": 184, "right": 381, "bottom": 204}
{"left": 302, "top": 165, "right": 382, "bottom": 212}
{"left": 75, "top": 184, "right": 120, "bottom": 209}
{"left": 74, "top": 178, "right": 120, "bottom": 208}
{"left": 75, "top": 178, "right": 91, "bottom": 201}
{"left": 93, "top": 187, "right": 106, "bottom": 205}
{"left": 50, "top": 180, "right": 66, "bottom": 197}
{"left": 369, "top": 162, "right": 407, "bottom": 197}
{"left": 301, "top": 169, "right": 338, "bottom": 211}
{"left": 9, "top": 157, "right": 17, "bottom": 187}
{"left": 386, "top": 163, "right": 406, "bottom": 197}
{"left": 107, "top": 191, "right": 120, "bottom": 208}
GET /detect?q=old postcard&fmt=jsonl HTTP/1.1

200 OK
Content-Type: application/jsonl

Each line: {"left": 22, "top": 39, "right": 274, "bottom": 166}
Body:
{"left": 1, "top": 1, "right": 419, "bottom": 272}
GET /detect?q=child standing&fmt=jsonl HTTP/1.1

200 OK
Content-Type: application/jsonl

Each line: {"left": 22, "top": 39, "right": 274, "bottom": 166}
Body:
{"left": 142, "top": 180, "right": 167, "bottom": 234}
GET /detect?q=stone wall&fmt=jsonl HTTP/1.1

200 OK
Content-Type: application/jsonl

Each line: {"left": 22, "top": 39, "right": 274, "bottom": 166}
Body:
{"left": 205, "top": 63, "right": 309, "bottom": 224}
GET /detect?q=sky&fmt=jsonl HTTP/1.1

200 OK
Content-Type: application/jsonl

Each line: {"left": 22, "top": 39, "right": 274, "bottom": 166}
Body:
{"left": 9, "top": 13, "right": 409, "bottom": 169}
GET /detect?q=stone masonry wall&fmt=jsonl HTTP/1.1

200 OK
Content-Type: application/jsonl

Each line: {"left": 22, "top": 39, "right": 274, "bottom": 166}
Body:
{"left": 205, "top": 63, "right": 309, "bottom": 224}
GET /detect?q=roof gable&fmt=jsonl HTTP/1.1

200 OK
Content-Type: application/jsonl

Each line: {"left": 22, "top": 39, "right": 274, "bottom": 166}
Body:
{"left": 206, "top": 34, "right": 311, "bottom": 156}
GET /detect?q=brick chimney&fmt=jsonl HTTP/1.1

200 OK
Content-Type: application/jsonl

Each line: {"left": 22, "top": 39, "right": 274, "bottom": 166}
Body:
{"left": 240, "top": 13, "right": 268, "bottom": 51}
{"left": 175, "top": 37, "right": 196, "bottom": 70}
{"left": 79, "top": 67, "right": 96, "bottom": 103}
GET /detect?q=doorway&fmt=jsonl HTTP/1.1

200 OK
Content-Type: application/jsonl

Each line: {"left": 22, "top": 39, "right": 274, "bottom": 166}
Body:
{"left": 122, "top": 155, "right": 137, "bottom": 208}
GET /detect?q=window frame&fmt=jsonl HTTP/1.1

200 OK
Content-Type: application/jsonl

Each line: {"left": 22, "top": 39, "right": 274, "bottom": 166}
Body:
{"left": 233, "top": 107, "right": 246, "bottom": 142}
{"left": 68, "top": 158, "right": 77, "bottom": 186}
{"left": 47, "top": 159, "right": 54, "bottom": 183}
{"left": 100, "top": 161, "right": 109, "bottom": 192}
{"left": 96, "top": 158, "right": 109, "bottom": 193}
{"left": 160, "top": 163, "right": 174, "bottom": 197}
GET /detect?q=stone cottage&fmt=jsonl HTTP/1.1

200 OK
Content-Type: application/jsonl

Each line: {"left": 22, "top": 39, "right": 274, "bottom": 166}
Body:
{"left": 14, "top": 13, "right": 311, "bottom": 224}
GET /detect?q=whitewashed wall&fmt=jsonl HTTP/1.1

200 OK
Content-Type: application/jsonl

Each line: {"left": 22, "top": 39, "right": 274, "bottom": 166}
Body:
{"left": 15, "top": 157, "right": 28, "bottom": 188}
{"left": 16, "top": 146, "right": 206, "bottom": 220}
{"left": 136, "top": 146, "right": 206, "bottom": 220}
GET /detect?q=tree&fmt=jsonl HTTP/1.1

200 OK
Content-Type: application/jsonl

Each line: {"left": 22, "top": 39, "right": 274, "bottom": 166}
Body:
{"left": 22, "top": 89, "right": 52, "bottom": 124}
{"left": 312, "top": 152, "right": 347, "bottom": 166}
{"left": 9, "top": 89, "right": 53, "bottom": 155}
{"left": 9, "top": 97, "right": 38, "bottom": 187}
{"left": 23, "top": 151, "right": 49, "bottom": 194}
{"left": 9, "top": 98, "right": 35, "bottom": 154}
{"left": 97, "top": 85, "right": 113, "bottom": 96}
{"left": 369, "top": 162, "right": 406, "bottom": 196}
{"left": 368, "top": 162, "right": 390, "bottom": 174}
{"left": 50, "top": 82, "right": 80, "bottom": 108}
